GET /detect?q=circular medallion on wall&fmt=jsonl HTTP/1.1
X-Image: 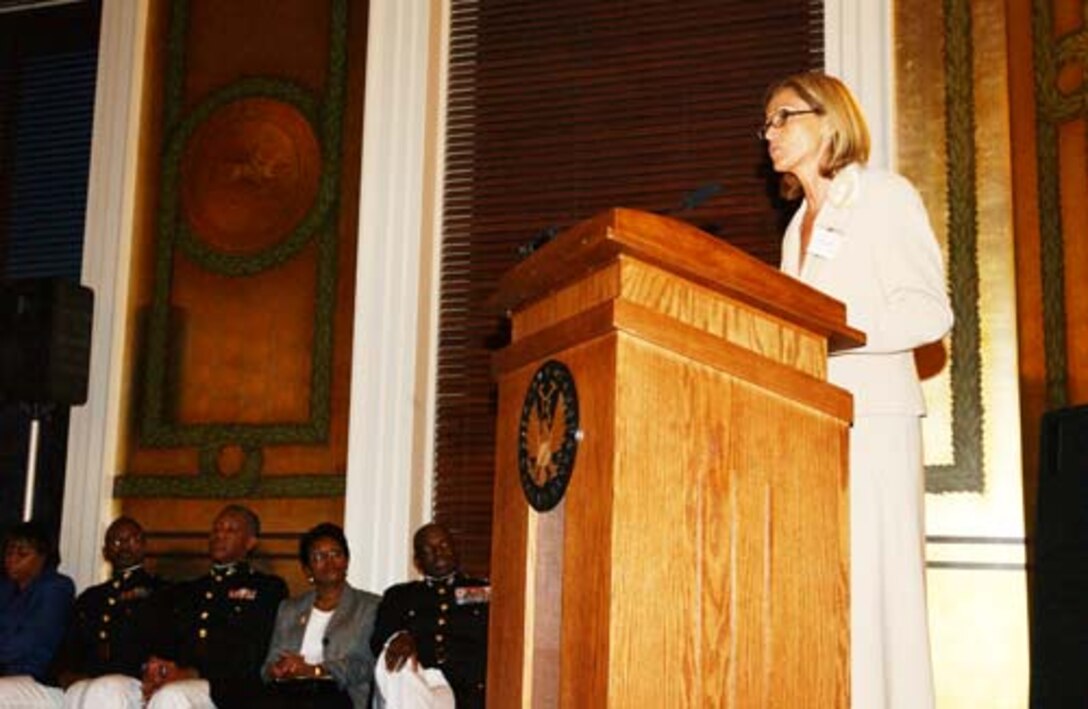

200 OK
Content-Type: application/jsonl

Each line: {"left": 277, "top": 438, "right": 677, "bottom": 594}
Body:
{"left": 179, "top": 97, "right": 321, "bottom": 254}
{"left": 518, "top": 359, "right": 581, "bottom": 512}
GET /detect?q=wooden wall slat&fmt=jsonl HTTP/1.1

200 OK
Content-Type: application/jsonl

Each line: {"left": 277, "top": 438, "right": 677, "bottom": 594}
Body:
{"left": 436, "top": 0, "right": 822, "bottom": 574}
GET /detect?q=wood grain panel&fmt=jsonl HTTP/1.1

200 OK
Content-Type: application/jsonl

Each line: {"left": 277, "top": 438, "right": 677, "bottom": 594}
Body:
{"left": 616, "top": 258, "right": 825, "bottom": 378}
{"left": 496, "top": 299, "right": 851, "bottom": 422}
{"left": 603, "top": 334, "right": 848, "bottom": 706}
{"left": 513, "top": 256, "right": 827, "bottom": 378}
{"left": 729, "top": 380, "right": 849, "bottom": 707}
{"left": 487, "top": 361, "right": 531, "bottom": 707}
{"left": 610, "top": 299, "right": 851, "bottom": 423}
{"left": 617, "top": 258, "right": 818, "bottom": 378}
{"left": 489, "top": 333, "right": 618, "bottom": 708}
{"left": 511, "top": 262, "right": 622, "bottom": 340}
{"left": 494, "top": 209, "right": 864, "bottom": 352}
{"left": 555, "top": 337, "right": 618, "bottom": 707}
{"left": 491, "top": 330, "right": 848, "bottom": 705}
{"left": 607, "top": 336, "right": 719, "bottom": 705}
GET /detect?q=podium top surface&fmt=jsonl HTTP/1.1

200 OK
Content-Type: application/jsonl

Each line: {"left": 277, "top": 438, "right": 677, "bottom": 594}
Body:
{"left": 493, "top": 208, "right": 865, "bottom": 351}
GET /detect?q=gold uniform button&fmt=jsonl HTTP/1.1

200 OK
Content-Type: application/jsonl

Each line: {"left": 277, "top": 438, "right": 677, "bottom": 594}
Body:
{"left": 200, "top": 611, "right": 209, "bottom": 620}
{"left": 108, "top": 597, "right": 117, "bottom": 606}
{"left": 198, "top": 629, "right": 208, "bottom": 638}
{"left": 437, "top": 588, "right": 447, "bottom": 596}
{"left": 102, "top": 614, "right": 111, "bottom": 623}
{"left": 435, "top": 634, "right": 444, "bottom": 643}
{"left": 440, "top": 603, "right": 449, "bottom": 611}
{"left": 205, "top": 591, "right": 214, "bottom": 600}
{"left": 112, "top": 581, "right": 121, "bottom": 590}
{"left": 98, "top": 630, "right": 108, "bottom": 640}
{"left": 437, "top": 618, "right": 447, "bottom": 626}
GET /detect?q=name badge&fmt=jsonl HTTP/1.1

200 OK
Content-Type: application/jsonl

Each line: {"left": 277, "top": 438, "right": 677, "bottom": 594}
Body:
{"left": 807, "top": 227, "right": 843, "bottom": 260}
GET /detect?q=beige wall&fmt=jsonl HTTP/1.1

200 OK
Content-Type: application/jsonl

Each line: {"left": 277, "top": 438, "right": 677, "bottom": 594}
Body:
{"left": 896, "top": 0, "right": 1088, "bottom": 705}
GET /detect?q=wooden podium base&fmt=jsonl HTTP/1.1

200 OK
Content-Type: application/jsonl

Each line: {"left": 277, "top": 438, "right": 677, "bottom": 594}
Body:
{"left": 487, "top": 209, "right": 858, "bottom": 707}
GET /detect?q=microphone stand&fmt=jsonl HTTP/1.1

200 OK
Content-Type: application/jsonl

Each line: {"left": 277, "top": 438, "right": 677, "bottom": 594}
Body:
{"left": 516, "top": 182, "right": 724, "bottom": 260}
{"left": 516, "top": 224, "right": 561, "bottom": 260}
{"left": 21, "top": 401, "right": 54, "bottom": 521}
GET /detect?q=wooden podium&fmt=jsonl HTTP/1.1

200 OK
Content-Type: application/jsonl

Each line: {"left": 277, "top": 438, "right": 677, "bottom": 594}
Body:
{"left": 487, "top": 208, "right": 863, "bottom": 707}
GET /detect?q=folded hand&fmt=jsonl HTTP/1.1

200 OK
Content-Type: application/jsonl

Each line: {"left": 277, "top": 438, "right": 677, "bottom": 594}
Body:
{"left": 385, "top": 632, "right": 419, "bottom": 672}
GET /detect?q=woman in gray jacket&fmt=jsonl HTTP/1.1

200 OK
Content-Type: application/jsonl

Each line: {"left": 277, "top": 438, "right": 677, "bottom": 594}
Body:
{"left": 261, "top": 523, "right": 380, "bottom": 708}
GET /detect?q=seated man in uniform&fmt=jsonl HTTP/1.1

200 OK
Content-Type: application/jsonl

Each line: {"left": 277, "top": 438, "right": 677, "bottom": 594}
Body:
{"left": 77, "top": 504, "right": 287, "bottom": 708}
{"left": 58, "top": 516, "right": 167, "bottom": 703}
{"left": 370, "top": 523, "right": 489, "bottom": 709}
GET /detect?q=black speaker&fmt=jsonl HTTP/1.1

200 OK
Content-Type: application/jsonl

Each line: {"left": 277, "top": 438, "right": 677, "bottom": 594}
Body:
{"left": 0, "top": 278, "right": 94, "bottom": 406}
{"left": 1031, "top": 404, "right": 1088, "bottom": 708}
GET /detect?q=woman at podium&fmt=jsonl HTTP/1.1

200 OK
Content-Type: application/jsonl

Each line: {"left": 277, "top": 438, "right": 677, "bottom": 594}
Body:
{"left": 761, "top": 71, "right": 954, "bottom": 709}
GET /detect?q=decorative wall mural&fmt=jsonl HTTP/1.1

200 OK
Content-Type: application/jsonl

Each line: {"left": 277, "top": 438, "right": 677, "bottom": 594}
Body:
{"left": 1032, "top": 0, "right": 1084, "bottom": 409}
{"left": 180, "top": 97, "right": 322, "bottom": 255}
{"left": 115, "top": 0, "right": 360, "bottom": 498}
{"left": 925, "top": 0, "right": 984, "bottom": 493}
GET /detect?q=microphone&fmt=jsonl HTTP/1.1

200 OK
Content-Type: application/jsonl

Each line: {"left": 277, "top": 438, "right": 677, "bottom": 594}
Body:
{"left": 517, "top": 181, "right": 723, "bottom": 260}
{"left": 516, "top": 224, "right": 561, "bottom": 260}
{"left": 678, "top": 181, "right": 722, "bottom": 212}
{"left": 663, "top": 182, "right": 725, "bottom": 236}
{"left": 676, "top": 182, "right": 722, "bottom": 213}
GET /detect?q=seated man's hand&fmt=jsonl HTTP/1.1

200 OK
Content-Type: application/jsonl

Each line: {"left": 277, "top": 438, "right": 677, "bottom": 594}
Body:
{"left": 56, "top": 670, "right": 89, "bottom": 690}
{"left": 384, "top": 631, "right": 418, "bottom": 672}
{"left": 269, "top": 651, "right": 309, "bottom": 680}
{"left": 141, "top": 655, "right": 199, "bottom": 699}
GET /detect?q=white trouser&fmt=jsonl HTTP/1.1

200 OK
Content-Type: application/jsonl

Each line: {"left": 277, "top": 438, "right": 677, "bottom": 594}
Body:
{"left": 849, "top": 416, "right": 935, "bottom": 709}
{"left": 63, "top": 675, "right": 141, "bottom": 709}
{"left": 0, "top": 676, "right": 63, "bottom": 709}
{"left": 372, "top": 647, "right": 454, "bottom": 709}
{"left": 61, "top": 675, "right": 214, "bottom": 709}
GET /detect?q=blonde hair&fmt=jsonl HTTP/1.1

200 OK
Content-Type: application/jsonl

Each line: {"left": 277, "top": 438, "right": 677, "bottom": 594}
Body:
{"left": 764, "top": 72, "right": 870, "bottom": 199}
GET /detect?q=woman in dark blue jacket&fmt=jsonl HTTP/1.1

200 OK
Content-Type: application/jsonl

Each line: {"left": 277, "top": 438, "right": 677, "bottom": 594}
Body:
{"left": 0, "top": 520, "right": 75, "bottom": 705}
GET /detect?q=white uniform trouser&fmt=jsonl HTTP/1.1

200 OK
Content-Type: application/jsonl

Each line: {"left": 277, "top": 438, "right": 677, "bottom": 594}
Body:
{"left": 850, "top": 416, "right": 935, "bottom": 709}
{"left": 372, "top": 647, "right": 454, "bottom": 709}
{"left": 61, "top": 675, "right": 214, "bottom": 709}
{"left": 0, "top": 676, "right": 63, "bottom": 708}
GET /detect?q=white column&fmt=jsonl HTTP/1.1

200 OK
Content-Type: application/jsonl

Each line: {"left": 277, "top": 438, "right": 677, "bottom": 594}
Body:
{"left": 58, "top": 0, "right": 148, "bottom": 590}
{"left": 344, "top": 0, "right": 446, "bottom": 594}
{"left": 824, "top": 0, "right": 895, "bottom": 169}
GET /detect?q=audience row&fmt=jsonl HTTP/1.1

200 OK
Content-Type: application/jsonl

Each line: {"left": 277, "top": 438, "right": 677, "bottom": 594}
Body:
{"left": 0, "top": 508, "right": 489, "bottom": 709}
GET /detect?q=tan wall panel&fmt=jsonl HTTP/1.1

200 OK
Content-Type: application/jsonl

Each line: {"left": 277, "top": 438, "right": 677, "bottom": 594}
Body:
{"left": 116, "top": 1, "right": 368, "bottom": 568}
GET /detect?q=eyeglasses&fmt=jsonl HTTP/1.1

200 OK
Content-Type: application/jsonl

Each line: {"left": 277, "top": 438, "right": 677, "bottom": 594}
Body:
{"left": 309, "top": 548, "right": 345, "bottom": 563}
{"left": 107, "top": 533, "right": 142, "bottom": 548}
{"left": 757, "top": 107, "right": 821, "bottom": 140}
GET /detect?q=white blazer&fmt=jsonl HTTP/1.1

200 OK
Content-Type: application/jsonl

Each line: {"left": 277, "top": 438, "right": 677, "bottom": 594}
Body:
{"left": 780, "top": 163, "right": 953, "bottom": 416}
